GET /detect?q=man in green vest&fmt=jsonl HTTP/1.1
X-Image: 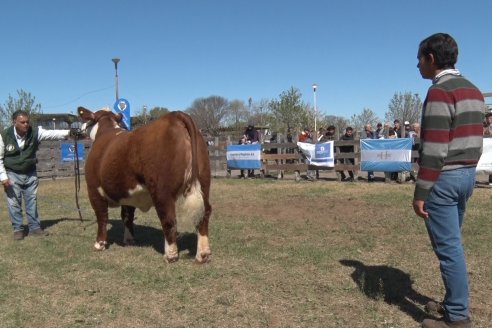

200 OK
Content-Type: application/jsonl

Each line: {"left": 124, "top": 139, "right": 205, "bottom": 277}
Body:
{"left": 0, "top": 110, "right": 74, "bottom": 240}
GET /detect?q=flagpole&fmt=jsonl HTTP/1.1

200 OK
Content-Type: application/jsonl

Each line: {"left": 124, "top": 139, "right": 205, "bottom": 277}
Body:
{"left": 312, "top": 83, "right": 318, "bottom": 135}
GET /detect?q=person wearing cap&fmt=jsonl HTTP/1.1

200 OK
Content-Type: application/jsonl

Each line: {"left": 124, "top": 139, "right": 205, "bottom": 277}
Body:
{"left": 414, "top": 33, "right": 484, "bottom": 328}
{"left": 319, "top": 125, "right": 336, "bottom": 142}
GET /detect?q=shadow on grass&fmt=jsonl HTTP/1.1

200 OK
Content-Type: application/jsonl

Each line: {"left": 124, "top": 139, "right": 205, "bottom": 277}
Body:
{"left": 41, "top": 217, "right": 198, "bottom": 257}
{"left": 339, "top": 259, "right": 439, "bottom": 323}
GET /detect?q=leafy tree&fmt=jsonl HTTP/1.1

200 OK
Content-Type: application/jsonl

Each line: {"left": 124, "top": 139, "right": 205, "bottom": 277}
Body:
{"left": 149, "top": 106, "right": 169, "bottom": 119}
{"left": 225, "top": 99, "right": 249, "bottom": 130}
{"left": 269, "top": 87, "right": 310, "bottom": 133}
{"left": 349, "top": 108, "right": 380, "bottom": 133}
{"left": 186, "top": 95, "right": 229, "bottom": 135}
{"left": 0, "top": 89, "right": 42, "bottom": 128}
{"left": 248, "top": 98, "right": 271, "bottom": 128}
{"left": 384, "top": 92, "right": 422, "bottom": 124}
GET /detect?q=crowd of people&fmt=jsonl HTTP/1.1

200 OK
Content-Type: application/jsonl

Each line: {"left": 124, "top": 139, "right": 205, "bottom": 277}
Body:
{"left": 297, "top": 118, "right": 421, "bottom": 183}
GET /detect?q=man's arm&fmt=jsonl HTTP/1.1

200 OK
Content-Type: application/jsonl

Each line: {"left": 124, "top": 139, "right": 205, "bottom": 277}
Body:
{"left": 37, "top": 127, "right": 70, "bottom": 141}
{"left": 0, "top": 135, "right": 11, "bottom": 186}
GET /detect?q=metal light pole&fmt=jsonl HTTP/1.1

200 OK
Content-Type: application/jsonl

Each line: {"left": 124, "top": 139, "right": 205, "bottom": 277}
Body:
{"left": 112, "top": 58, "right": 120, "bottom": 101}
{"left": 312, "top": 83, "right": 318, "bottom": 134}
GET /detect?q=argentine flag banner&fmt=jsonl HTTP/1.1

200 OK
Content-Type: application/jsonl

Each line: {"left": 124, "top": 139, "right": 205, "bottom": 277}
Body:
{"left": 360, "top": 138, "right": 412, "bottom": 172}
{"left": 297, "top": 141, "right": 335, "bottom": 167}
{"left": 226, "top": 144, "right": 262, "bottom": 169}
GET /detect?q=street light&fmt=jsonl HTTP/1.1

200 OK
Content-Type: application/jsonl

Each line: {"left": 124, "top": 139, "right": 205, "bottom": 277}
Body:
{"left": 312, "top": 83, "right": 318, "bottom": 134}
{"left": 112, "top": 58, "right": 120, "bottom": 101}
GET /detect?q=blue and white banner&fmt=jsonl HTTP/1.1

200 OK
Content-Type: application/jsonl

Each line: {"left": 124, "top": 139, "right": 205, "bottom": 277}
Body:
{"left": 226, "top": 144, "right": 262, "bottom": 169}
{"left": 114, "top": 98, "right": 131, "bottom": 130}
{"left": 61, "top": 143, "right": 85, "bottom": 162}
{"left": 297, "top": 141, "right": 335, "bottom": 167}
{"left": 360, "top": 138, "right": 412, "bottom": 172}
{"left": 477, "top": 138, "right": 492, "bottom": 174}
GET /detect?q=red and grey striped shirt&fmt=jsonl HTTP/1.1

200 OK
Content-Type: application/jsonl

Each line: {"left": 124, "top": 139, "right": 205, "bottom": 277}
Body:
{"left": 415, "top": 70, "right": 485, "bottom": 201}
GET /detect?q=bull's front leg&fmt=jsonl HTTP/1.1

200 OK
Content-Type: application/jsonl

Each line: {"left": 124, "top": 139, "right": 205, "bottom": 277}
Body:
{"left": 90, "top": 194, "right": 109, "bottom": 251}
{"left": 155, "top": 199, "right": 179, "bottom": 263}
{"left": 94, "top": 210, "right": 109, "bottom": 251}
{"left": 121, "top": 205, "right": 136, "bottom": 246}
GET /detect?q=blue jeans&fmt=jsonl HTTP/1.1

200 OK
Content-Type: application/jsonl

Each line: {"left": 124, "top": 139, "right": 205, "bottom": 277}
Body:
{"left": 4, "top": 170, "right": 40, "bottom": 232}
{"left": 424, "top": 167, "right": 476, "bottom": 322}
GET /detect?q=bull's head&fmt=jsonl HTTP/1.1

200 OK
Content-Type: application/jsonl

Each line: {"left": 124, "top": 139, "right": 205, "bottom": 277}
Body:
{"left": 77, "top": 106, "right": 125, "bottom": 141}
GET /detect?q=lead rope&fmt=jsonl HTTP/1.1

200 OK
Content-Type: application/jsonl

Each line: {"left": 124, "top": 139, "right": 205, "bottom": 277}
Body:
{"left": 74, "top": 137, "right": 83, "bottom": 222}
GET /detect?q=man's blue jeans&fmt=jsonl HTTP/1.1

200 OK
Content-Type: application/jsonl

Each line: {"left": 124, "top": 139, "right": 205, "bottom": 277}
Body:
{"left": 424, "top": 166, "right": 476, "bottom": 322}
{"left": 4, "top": 170, "right": 40, "bottom": 232}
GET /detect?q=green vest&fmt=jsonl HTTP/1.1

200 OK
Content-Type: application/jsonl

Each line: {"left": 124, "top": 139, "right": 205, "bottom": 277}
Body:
{"left": 1, "top": 126, "right": 39, "bottom": 173}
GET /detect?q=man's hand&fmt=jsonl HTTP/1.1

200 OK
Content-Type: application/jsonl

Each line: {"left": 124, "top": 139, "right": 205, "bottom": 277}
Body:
{"left": 69, "top": 128, "right": 86, "bottom": 139}
{"left": 1, "top": 179, "right": 12, "bottom": 188}
{"left": 413, "top": 199, "right": 429, "bottom": 219}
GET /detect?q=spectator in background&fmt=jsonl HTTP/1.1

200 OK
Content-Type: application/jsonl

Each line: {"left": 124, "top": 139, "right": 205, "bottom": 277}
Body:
{"left": 483, "top": 113, "right": 492, "bottom": 185}
{"left": 239, "top": 124, "right": 260, "bottom": 178}
{"left": 361, "top": 124, "right": 375, "bottom": 182}
{"left": 404, "top": 121, "right": 411, "bottom": 138}
{"left": 409, "top": 122, "right": 420, "bottom": 138}
{"left": 298, "top": 128, "right": 316, "bottom": 181}
{"left": 317, "top": 127, "right": 326, "bottom": 142}
{"left": 375, "top": 122, "right": 385, "bottom": 139}
{"left": 393, "top": 119, "right": 403, "bottom": 138}
{"left": 319, "top": 125, "right": 336, "bottom": 142}
{"left": 298, "top": 127, "right": 311, "bottom": 142}
{"left": 483, "top": 112, "right": 492, "bottom": 136}
{"left": 338, "top": 127, "right": 355, "bottom": 181}
{"left": 385, "top": 128, "right": 399, "bottom": 182}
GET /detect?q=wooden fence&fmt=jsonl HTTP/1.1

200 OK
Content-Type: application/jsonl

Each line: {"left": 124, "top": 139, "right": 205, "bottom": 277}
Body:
{"left": 36, "top": 140, "right": 92, "bottom": 180}
{"left": 208, "top": 136, "right": 420, "bottom": 182}
{"left": 36, "top": 136, "right": 419, "bottom": 182}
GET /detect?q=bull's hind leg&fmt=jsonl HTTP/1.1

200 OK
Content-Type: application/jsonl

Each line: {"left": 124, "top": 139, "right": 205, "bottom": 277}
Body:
{"left": 155, "top": 198, "right": 179, "bottom": 263}
{"left": 196, "top": 196, "right": 212, "bottom": 264}
{"left": 121, "top": 205, "right": 136, "bottom": 246}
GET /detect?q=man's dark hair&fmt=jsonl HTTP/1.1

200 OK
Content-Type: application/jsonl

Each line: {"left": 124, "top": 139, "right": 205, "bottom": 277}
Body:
{"left": 12, "top": 110, "right": 30, "bottom": 121}
{"left": 327, "top": 125, "right": 336, "bottom": 131}
{"left": 345, "top": 126, "right": 353, "bottom": 132}
{"left": 418, "top": 33, "right": 458, "bottom": 70}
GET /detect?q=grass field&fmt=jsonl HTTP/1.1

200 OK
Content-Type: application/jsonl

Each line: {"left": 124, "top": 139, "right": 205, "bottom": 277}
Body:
{"left": 0, "top": 177, "right": 490, "bottom": 328}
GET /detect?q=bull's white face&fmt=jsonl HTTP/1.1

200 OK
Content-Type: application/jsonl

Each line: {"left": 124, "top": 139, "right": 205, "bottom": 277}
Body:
{"left": 81, "top": 122, "right": 99, "bottom": 141}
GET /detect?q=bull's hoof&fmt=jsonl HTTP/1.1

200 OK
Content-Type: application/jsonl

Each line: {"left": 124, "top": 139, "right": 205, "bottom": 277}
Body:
{"left": 195, "top": 249, "right": 211, "bottom": 264}
{"left": 164, "top": 254, "right": 179, "bottom": 263}
{"left": 94, "top": 240, "right": 107, "bottom": 251}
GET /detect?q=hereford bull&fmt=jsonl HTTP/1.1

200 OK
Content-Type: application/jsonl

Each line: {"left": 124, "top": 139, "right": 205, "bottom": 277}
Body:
{"left": 77, "top": 106, "right": 212, "bottom": 263}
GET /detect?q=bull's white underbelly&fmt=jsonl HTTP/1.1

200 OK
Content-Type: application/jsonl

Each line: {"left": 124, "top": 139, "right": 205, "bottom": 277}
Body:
{"left": 97, "top": 184, "right": 154, "bottom": 212}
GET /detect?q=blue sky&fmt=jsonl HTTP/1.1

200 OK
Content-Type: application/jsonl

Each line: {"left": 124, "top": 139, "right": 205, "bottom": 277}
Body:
{"left": 1, "top": 0, "right": 491, "bottom": 121}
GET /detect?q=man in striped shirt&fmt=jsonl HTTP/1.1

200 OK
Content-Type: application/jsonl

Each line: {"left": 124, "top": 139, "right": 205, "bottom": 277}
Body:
{"left": 413, "top": 33, "right": 484, "bottom": 328}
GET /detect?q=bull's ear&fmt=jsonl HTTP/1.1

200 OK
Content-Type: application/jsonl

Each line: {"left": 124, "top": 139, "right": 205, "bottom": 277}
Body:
{"left": 115, "top": 113, "right": 123, "bottom": 123}
{"left": 78, "top": 107, "right": 95, "bottom": 121}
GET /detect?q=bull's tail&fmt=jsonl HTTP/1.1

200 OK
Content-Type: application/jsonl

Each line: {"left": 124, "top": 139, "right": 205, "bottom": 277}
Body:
{"left": 175, "top": 112, "right": 205, "bottom": 229}
{"left": 176, "top": 111, "right": 199, "bottom": 183}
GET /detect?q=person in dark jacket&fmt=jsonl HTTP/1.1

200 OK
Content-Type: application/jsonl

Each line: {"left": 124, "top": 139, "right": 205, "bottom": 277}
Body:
{"left": 0, "top": 110, "right": 75, "bottom": 240}
{"left": 338, "top": 127, "right": 355, "bottom": 181}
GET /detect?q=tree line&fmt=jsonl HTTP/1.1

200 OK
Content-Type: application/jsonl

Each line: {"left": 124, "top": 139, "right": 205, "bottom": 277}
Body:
{"left": 0, "top": 88, "right": 423, "bottom": 136}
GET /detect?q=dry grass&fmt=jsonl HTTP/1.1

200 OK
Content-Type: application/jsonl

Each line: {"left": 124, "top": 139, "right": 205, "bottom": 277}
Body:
{"left": 0, "top": 177, "right": 490, "bottom": 328}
